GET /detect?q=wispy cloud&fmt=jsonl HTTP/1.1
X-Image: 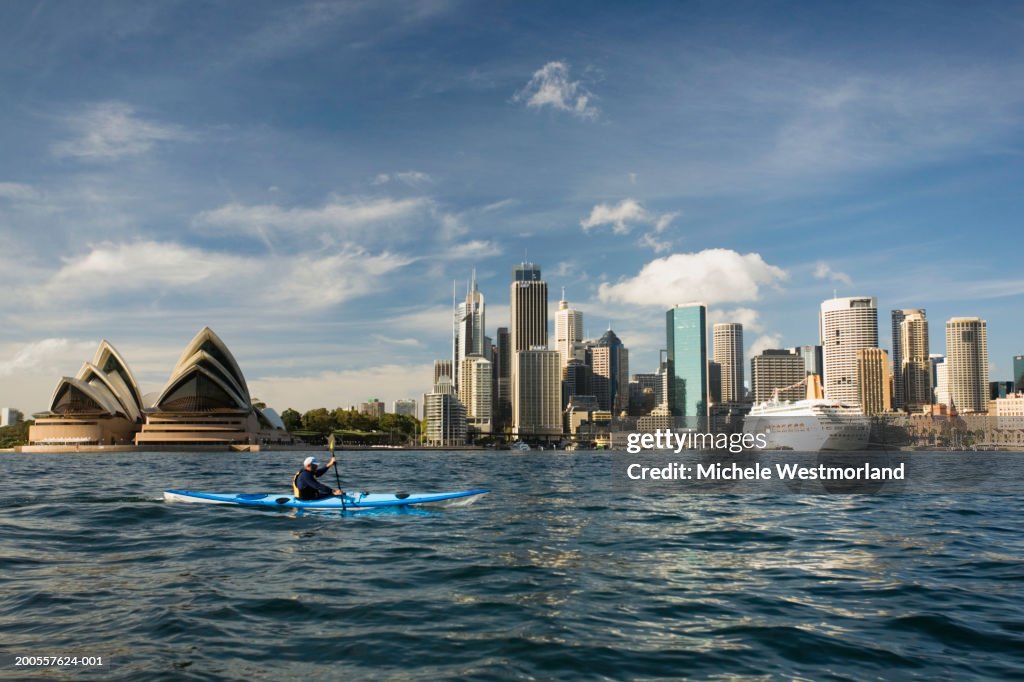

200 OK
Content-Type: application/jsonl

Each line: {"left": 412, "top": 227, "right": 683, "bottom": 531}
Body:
{"left": 814, "top": 261, "right": 853, "bottom": 286}
{"left": 599, "top": 249, "right": 788, "bottom": 308}
{"left": 514, "top": 61, "right": 598, "bottom": 119}
{"left": 581, "top": 198, "right": 677, "bottom": 235}
{"left": 51, "top": 102, "right": 190, "bottom": 160}
{"left": 0, "top": 182, "right": 38, "bottom": 201}
{"left": 0, "top": 338, "right": 97, "bottom": 378}
{"left": 372, "top": 170, "right": 433, "bottom": 186}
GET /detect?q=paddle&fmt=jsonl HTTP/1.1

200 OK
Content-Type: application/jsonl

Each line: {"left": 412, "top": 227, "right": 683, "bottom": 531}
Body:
{"left": 328, "top": 433, "right": 345, "bottom": 511}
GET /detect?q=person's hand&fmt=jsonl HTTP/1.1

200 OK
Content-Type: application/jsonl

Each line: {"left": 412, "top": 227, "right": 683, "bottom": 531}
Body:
{"left": 327, "top": 456, "right": 337, "bottom": 467}
{"left": 333, "top": 489, "right": 344, "bottom": 496}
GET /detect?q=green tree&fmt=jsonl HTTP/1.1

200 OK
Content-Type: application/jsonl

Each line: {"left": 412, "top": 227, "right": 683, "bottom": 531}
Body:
{"left": 280, "top": 408, "right": 302, "bottom": 432}
{"left": 302, "top": 408, "right": 335, "bottom": 434}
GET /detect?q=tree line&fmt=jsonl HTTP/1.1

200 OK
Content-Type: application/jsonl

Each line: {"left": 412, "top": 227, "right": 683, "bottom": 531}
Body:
{"left": 279, "top": 407, "right": 422, "bottom": 445}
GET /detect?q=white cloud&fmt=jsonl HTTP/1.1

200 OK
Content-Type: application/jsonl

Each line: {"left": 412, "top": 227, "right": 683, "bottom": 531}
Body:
{"left": 514, "top": 61, "right": 598, "bottom": 119}
{"left": 598, "top": 249, "right": 788, "bottom": 308}
{"left": 195, "top": 195, "right": 432, "bottom": 240}
{"left": 269, "top": 249, "right": 415, "bottom": 309}
{"left": 372, "top": 170, "right": 432, "bottom": 186}
{"left": 0, "top": 338, "right": 97, "bottom": 378}
{"left": 709, "top": 307, "right": 764, "bottom": 333}
{"left": 814, "top": 261, "right": 853, "bottom": 286}
{"left": 445, "top": 240, "right": 501, "bottom": 260}
{"left": 37, "top": 241, "right": 249, "bottom": 301}
{"left": 0, "top": 182, "right": 38, "bottom": 201}
{"left": 581, "top": 199, "right": 678, "bottom": 241}
{"left": 747, "top": 333, "right": 783, "bottom": 360}
{"left": 638, "top": 232, "right": 671, "bottom": 253}
{"left": 248, "top": 363, "right": 434, "bottom": 413}
{"left": 51, "top": 102, "right": 189, "bottom": 160}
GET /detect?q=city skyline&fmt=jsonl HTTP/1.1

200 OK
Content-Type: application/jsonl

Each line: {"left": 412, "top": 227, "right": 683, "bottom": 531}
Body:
{"left": 2, "top": 2, "right": 1024, "bottom": 413}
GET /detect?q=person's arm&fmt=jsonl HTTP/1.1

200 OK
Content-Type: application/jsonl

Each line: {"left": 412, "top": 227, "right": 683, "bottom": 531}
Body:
{"left": 310, "top": 475, "right": 336, "bottom": 497}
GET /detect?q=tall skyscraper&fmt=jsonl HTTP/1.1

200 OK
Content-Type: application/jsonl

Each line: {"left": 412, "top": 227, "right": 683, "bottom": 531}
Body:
{"left": 750, "top": 349, "right": 806, "bottom": 403}
{"left": 930, "top": 354, "right": 950, "bottom": 407}
{"left": 713, "top": 323, "right": 744, "bottom": 403}
{"left": 510, "top": 263, "right": 549, "bottom": 434}
{"left": 1015, "top": 355, "right": 1024, "bottom": 392}
{"left": 667, "top": 303, "right": 708, "bottom": 422}
{"left": 898, "top": 311, "right": 931, "bottom": 411}
{"left": 495, "top": 327, "right": 511, "bottom": 432}
{"left": 510, "top": 262, "right": 548, "bottom": 353}
{"left": 891, "top": 309, "right": 926, "bottom": 409}
{"left": 707, "top": 361, "right": 722, "bottom": 405}
{"left": 856, "top": 348, "right": 892, "bottom": 415}
{"left": 588, "top": 329, "right": 629, "bottom": 414}
{"left": 393, "top": 399, "right": 417, "bottom": 418}
{"left": 820, "top": 296, "right": 878, "bottom": 406}
{"left": 946, "top": 317, "right": 989, "bottom": 413}
{"left": 513, "top": 349, "right": 562, "bottom": 437}
{"left": 554, "top": 290, "right": 583, "bottom": 370}
{"left": 459, "top": 355, "right": 493, "bottom": 435}
{"left": 453, "top": 271, "right": 485, "bottom": 390}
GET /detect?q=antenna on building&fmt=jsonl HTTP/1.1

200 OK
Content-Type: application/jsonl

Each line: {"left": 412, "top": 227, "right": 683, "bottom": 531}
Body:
{"left": 561, "top": 286, "right": 566, "bottom": 302}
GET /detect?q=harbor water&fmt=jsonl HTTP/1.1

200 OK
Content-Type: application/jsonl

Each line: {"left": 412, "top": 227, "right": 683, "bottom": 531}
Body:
{"left": 1, "top": 450, "right": 1023, "bottom": 680}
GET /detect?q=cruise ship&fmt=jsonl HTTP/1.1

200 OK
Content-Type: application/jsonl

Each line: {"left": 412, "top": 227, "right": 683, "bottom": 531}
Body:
{"left": 743, "top": 375, "right": 870, "bottom": 451}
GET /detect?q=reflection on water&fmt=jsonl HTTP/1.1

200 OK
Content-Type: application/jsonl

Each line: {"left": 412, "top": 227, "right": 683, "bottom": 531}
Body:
{"left": 0, "top": 450, "right": 1022, "bottom": 680}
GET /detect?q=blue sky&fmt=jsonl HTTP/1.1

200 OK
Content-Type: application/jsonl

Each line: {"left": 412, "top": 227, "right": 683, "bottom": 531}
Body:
{"left": 1, "top": 0, "right": 1023, "bottom": 412}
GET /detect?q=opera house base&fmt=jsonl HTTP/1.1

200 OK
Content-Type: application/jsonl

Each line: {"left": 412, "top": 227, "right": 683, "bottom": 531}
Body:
{"left": 29, "top": 415, "right": 139, "bottom": 449}
{"left": 16, "top": 443, "right": 271, "bottom": 453}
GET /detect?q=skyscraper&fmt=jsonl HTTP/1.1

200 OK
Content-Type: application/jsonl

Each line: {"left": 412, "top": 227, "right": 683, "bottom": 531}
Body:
{"left": 1015, "top": 355, "right": 1024, "bottom": 392}
{"left": 510, "top": 262, "right": 547, "bottom": 353}
{"left": 667, "top": 303, "right": 708, "bottom": 422}
{"left": 554, "top": 290, "right": 583, "bottom": 370}
{"left": 588, "top": 329, "right": 629, "bottom": 414}
{"left": 433, "top": 359, "right": 453, "bottom": 385}
{"left": 495, "top": 327, "right": 511, "bottom": 432}
{"left": 453, "top": 271, "right": 485, "bottom": 390}
{"left": 856, "top": 348, "right": 892, "bottom": 415}
{"left": 820, "top": 297, "right": 878, "bottom": 406}
{"left": 513, "top": 349, "right": 562, "bottom": 437}
{"left": 510, "top": 263, "right": 549, "bottom": 435}
{"left": 713, "top": 323, "right": 744, "bottom": 403}
{"left": 898, "top": 311, "right": 931, "bottom": 411}
{"left": 793, "top": 345, "right": 824, "bottom": 379}
{"left": 891, "top": 309, "right": 926, "bottom": 409}
{"left": 751, "top": 349, "right": 805, "bottom": 403}
{"left": 423, "top": 376, "right": 467, "bottom": 447}
{"left": 946, "top": 317, "right": 989, "bottom": 413}
{"left": 459, "top": 355, "right": 493, "bottom": 435}
{"left": 930, "top": 354, "right": 949, "bottom": 407}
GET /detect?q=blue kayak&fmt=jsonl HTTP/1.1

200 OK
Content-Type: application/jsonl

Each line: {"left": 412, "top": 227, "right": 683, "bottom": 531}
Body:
{"left": 163, "top": 489, "right": 489, "bottom": 510}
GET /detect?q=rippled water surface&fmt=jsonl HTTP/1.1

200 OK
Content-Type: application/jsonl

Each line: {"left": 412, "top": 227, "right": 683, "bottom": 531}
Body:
{"left": 2, "top": 450, "right": 1023, "bottom": 680}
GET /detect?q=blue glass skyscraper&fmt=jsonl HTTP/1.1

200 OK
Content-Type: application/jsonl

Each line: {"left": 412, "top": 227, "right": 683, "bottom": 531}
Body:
{"left": 667, "top": 304, "right": 708, "bottom": 423}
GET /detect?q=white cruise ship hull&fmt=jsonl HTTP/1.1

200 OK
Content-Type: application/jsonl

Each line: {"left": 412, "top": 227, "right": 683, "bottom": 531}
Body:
{"left": 743, "top": 400, "right": 870, "bottom": 452}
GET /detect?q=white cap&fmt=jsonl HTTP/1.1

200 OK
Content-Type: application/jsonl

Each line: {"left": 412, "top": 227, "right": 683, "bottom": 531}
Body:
{"left": 303, "top": 456, "right": 319, "bottom": 467}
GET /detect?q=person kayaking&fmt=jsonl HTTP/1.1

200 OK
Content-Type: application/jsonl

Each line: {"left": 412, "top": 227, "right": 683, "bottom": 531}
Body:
{"left": 292, "top": 455, "right": 343, "bottom": 500}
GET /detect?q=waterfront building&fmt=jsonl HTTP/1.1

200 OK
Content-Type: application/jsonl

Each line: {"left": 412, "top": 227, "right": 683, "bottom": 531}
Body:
{"left": 360, "top": 399, "right": 386, "bottom": 418}
{"left": 513, "top": 349, "right": 562, "bottom": 438}
{"left": 750, "top": 349, "right": 806, "bottom": 403}
{"left": 423, "top": 376, "right": 467, "bottom": 447}
{"left": 629, "top": 373, "right": 659, "bottom": 416}
{"left": 1015, "top": 355, "right": 1024, "bottom": 391}
{"left": 898, "top": 311, "right": 931, "bottom": 412}
{"left": 666, "top": 304, "right": 708, "bottom": 424}
{"left": 946, "top": 317, "right": 989, "bottom": 414}
{"left": 856, "top": 347, "right": 892, "bottom": 415}
{"left": 393, "top": 399, "right": 417, "bottom": 418}
{"left": 459, "top": 355, "right": 493, "bottom": 435}
{"left": 930, "top": 354, "right": 950, "bottom": 407}
{"left": 994, "top": 393, "right": 1024, "bottom": 430}
{"left": 0, "top": 408, "right": 22, "bottom": 427}
{"left": 713, "top": 323, "right": 744, "bottom": 403}
{"left": 554, "top": 291, "right": 584, "bottom": 370}
{"left": 820, "top": 296, "right": 878, "bottom": 406}
{"left": 891, "top": 309, "right": 924, "bottom": 409}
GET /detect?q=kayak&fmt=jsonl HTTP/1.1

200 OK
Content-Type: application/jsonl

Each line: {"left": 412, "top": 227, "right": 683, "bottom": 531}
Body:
{"left": 163, "top": 489, "right": 489, "bottom": 511}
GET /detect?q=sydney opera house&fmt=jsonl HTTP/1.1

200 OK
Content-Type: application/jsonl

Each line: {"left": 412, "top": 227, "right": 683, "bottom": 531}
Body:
{"left": 26, "top": 327, "right": 291, "bottom": 451}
